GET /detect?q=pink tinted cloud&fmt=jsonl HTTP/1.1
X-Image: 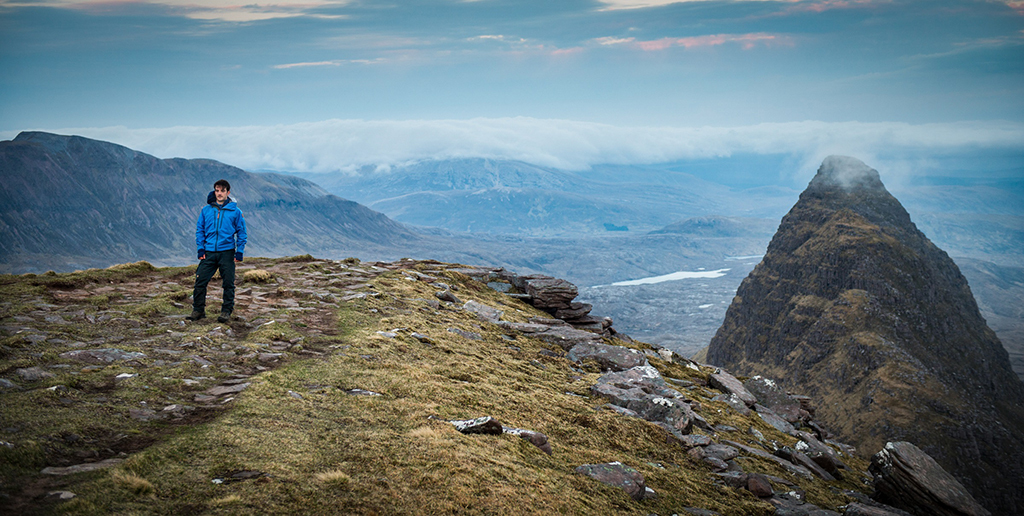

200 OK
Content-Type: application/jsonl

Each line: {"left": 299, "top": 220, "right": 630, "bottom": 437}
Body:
{"left": 551, "top": 47, "right": 585, "bottom": 56}
{"left": 783, "top": 0, "right": 888, "bottom": 15}
{"left": 633, "top": 33, "right": 788, "bottom": 51}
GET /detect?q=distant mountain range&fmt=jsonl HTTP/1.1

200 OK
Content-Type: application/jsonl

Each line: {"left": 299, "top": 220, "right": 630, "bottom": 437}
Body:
{"left": 0, "top": 132, "right": 419, "bottom": 273}
{"left": 290, "top": 158, "right": 799, "bottom": 235}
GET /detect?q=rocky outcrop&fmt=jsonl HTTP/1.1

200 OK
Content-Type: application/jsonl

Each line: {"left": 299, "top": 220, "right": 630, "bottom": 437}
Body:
{"left": 706, "top": 156, "right": 1024, "bottom": 515}
{"left": 870, "top": 441, "right": 990, "bottom": 516}
{"left": 589, "top": 359, "right": 867, "bottom": 490}
{"left": 449, "top": 267, "right": 621, "bottom": 338}
{"left": 592, "top": 365, "right": 707, "bottom": 435}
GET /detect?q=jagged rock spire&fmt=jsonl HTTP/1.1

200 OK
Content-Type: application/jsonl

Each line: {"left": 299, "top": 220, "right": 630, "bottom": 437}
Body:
{"left": 707, "top": 156, "right": 1024, "bottom": 515}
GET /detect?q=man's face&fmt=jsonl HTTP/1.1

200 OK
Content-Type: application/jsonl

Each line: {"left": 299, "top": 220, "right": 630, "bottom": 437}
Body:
{"left": 214, "top": 185, "right": 229, "bottom": 203}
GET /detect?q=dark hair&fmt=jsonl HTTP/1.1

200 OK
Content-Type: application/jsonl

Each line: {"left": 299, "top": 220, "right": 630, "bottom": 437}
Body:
{"left": 214, "top": 179, "right": 231, "bottom": 191}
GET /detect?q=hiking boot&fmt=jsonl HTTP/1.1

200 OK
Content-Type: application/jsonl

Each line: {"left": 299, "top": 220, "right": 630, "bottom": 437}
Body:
{"left": 186, "top": 310, "right": 205, "bottom": 321}
{"left": 217, "top": 311, "right": 232, "bottom": 323}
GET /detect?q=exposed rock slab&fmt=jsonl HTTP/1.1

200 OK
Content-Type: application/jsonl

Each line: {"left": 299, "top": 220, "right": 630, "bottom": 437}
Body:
{"left": 567, "top": 342, "right": 646, "bottom": 372}
{"left": 724, "top": 440, "right": 815, "bottom": 481}
{"left": 869, "top": 441, "right": 990, "bottom": 516}
{"left": 708, "top": 370, "right": 757, "bottom": 407}
{"left": 755, "top": 404, "right": 796, "bottom": 434}
{"left": 58, "top": 348, "right": 146, "bottom": 364}
{"left": 524, "top": 325, "right": 603, "bottom": 350}
{"left": 42, "top": 458, "right": 124, "bottom": 475}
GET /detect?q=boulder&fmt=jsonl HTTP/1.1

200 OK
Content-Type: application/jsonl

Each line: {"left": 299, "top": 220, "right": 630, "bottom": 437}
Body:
{"left": 869, "top": 441, "right": 990, "bottom": 516}
{"left": 841, "top": 490, "right": 914, "bottom": 516}
{"left": 574, "top": 462, "right": 646, "bottom": 501}
{"left": 435, "top": 289, "right": 462, "bottom": 304}
{"left": 708, "top": 371, "right": 757, "bottom": 407}
{"left": 521, "top": 276, "right": 578, "bottom": 310}
{"left": 703, "top": 444, "right": 740, "bottom": 462}
{"left": 716, "top": 471, "right": 749, "bottom": 488}
{"left": 502, "top": 426, "right": 552, "bottom": 455}
{"left": 676, "top": 433, "right": 712, "bottom": 449}
{"left": 567, "top": 342, "right": 647, "bottom": 372}
{"left": 448, "top": 416, "right": 504, "bottom": 435}
{"left": 747, "top": 473, "right": 774, "bottom": 498}
{"left": 702, "top": 456, "right": 729, "bottom": 472}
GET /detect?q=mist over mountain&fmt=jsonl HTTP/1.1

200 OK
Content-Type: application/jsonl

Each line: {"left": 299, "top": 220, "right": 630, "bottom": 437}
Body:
{"left": 291, "top": 158, "right": 797, "bottom": 236}
{"left": 707, "top": 156, "right": 1024, "bottom": 514}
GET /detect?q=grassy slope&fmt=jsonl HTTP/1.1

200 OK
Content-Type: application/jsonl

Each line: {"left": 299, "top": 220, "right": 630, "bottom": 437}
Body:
{"left": 1, "top": 258, "right": 872, "bottom": 515}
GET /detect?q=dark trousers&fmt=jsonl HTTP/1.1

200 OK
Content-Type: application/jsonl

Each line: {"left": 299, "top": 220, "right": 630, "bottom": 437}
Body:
{"left": 193, "top": 250, "right": 236, "bottom": 314}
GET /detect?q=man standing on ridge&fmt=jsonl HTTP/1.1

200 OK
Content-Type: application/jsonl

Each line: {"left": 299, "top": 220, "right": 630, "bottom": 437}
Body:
{"left": 188, "top": 179, "right": 247, "bottom": 323}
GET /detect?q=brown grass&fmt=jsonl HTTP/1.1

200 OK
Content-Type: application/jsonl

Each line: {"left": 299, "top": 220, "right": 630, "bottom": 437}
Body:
{"left": 111, "top": 471, "right": 156, "bottom": 497}
{"left": 242, "top": 269, "right": 274, "bottom": 283}
{"left": 0, "top": 259, "right": 876, "bottom": 515}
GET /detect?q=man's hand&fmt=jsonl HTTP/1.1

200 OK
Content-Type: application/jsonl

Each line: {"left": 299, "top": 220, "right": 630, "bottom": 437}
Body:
{"left": 234, "top": 252, "right": 243, "bottom": 263}
{"left": 198, "top": 250, "right": 206, "bottom": 261}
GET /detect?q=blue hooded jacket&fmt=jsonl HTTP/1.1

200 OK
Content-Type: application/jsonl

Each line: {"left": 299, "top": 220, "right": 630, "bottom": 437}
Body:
{"left": 196, "top": 192, "right": 247, "bottom": 255}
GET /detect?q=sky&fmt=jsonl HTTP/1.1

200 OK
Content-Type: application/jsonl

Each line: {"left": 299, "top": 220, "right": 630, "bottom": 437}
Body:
{"left": 1, "top": 0, "right": 1023, "bottom": 184}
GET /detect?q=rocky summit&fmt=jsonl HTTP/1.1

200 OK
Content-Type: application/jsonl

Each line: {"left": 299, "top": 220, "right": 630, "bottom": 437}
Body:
{"left": 707, "top": 156, "right": 1024, "bottom": 515}
{"left": 0, "top": 255, "right": 984, "bottom": 515}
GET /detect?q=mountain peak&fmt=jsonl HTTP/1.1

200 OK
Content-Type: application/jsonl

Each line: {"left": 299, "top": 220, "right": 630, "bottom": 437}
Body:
{"left": 708, "top": 157, "right": 1024, "bottom": 514}
{"left": 807, "top": 155, "right": 884, "bottom": 192}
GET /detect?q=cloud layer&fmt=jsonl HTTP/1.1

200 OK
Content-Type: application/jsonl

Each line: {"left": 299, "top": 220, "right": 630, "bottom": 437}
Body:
{"left": 7, "top": 118, "right": 1022, "bottom": 181}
